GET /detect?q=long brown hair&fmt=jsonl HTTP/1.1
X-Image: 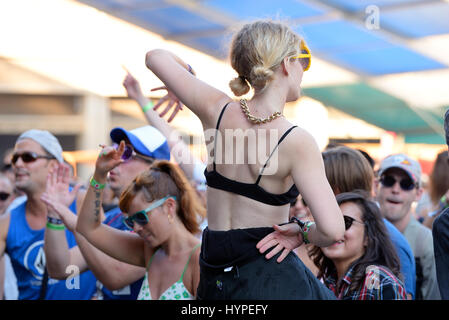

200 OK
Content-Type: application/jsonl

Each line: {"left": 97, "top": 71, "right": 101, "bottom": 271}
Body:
{"left": 119, "top": 160, "right": 206, "bottom": 234}
{"left": 309, "top": 191, "right": 403, "bottom": 292}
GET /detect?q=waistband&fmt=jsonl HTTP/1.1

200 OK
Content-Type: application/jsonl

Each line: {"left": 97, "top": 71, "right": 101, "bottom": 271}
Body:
{"left": 200, "top": 227, "right": 274, "bottom": 270}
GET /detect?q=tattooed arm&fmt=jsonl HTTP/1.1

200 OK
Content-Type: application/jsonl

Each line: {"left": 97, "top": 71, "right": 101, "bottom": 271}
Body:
{"left": 76, "top": 142, "right": 146, "bottom": 268}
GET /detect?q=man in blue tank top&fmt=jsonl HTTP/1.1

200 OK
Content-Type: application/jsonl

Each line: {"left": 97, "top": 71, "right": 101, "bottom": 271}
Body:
{"left": 0, "top": 130, "right": 96, "bottom": 299}
{"left": 42, "top": 125, "right": 170, "bottom": 300}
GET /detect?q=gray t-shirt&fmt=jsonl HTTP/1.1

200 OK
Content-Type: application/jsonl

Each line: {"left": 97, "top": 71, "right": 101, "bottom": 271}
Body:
{"left": 403, "top": 216, "right": 441, "bottom": 300}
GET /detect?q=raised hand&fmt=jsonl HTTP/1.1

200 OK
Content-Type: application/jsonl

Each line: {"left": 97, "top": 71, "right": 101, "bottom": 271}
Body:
{"left": 256, "top": 223, "right": 303, "bottom": 263}
{"left": 42, "top": 163, "right": 80, "bottom": 208}
{"left": 122, "top": 71, "right": 145, "bottom": 103}
{"left": 95, "top": 141, "right": 125, "bottom": 178}
{"left": 151, "top": 86, "right": 183, "bottom": 122}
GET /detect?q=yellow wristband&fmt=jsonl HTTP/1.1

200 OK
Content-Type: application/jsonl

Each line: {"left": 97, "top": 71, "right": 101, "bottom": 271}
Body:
{"left": 142, "top": 101, "right": 154, "bottom": 113}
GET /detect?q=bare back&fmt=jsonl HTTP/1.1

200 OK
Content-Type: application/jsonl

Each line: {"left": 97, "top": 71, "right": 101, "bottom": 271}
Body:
{"left": 204, "top": 101, "right": 302, "bottom": 230}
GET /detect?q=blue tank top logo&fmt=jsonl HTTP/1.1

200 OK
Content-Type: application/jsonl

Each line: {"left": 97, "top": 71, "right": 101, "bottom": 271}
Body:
{"left": 23, "top": 240, "right": 46, "bottom": 283}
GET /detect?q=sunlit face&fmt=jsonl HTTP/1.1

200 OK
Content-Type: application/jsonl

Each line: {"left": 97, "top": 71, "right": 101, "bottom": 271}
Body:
{"left": 108, "top": 140, "right": 153, "bottom": 197}
{"left": 13, "top": 139, "right": 57, "bottom": 194}
{"left": 375, "top": 168, "right": 421, "bottom": 224}
{"left": 124, "top": 192, "right": 174, "bottom": 246}
{"left": 321, "top": 202, "right": 366, "bottom": 265}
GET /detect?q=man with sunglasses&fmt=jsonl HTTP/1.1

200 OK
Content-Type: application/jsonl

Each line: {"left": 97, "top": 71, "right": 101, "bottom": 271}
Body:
{"left": 375, "top": 153, "right": 441, "bottom": 300}
{"left": 0, "top": 129, "right": 97, "bottom": 299}
{"left": 43, "top": 125, "right": 171, "bottom": 300}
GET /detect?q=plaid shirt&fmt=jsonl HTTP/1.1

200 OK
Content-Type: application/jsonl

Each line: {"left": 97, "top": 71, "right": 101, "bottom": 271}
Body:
{"left": 324, "top": 264, "right": 407, "bottom": 300}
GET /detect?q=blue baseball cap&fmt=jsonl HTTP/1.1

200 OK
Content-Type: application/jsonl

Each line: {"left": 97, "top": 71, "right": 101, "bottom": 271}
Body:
{"left": 110, "top": 126, "right": 170, "bottom": 160}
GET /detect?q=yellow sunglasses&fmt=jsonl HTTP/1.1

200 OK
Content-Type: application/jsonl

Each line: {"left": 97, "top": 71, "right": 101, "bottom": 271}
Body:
{"left": 291, "top": 41, "right": 311, "bottom": 71}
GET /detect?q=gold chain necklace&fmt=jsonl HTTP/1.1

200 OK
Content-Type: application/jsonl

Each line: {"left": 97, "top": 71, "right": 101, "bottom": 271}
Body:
{"left": 239, "top": 99, "right": 282, "bottom": 125}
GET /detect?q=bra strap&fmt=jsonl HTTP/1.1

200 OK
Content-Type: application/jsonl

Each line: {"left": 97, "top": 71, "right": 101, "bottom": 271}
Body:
{"left": 212, "top": 102, "right": 231, "bottom": 170}
{"left": 256, "top": 125, "right": 298, "bottom": 185}
{"left": 180, "top": 244, "right": 201, "bottom": 281}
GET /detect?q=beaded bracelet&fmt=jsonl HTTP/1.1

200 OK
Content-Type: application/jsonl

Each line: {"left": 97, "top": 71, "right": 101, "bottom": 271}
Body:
{"left": 90, "top": 176, "right": 106, "bottom": 190}
{"left": 142, "top": 101, "right": 154, "bottom": 113}
{"left": 46, "top": 222, "right": 66, "bottom": 231}
{"left": 47, "top": 216, "right": 63, "bottom": 225}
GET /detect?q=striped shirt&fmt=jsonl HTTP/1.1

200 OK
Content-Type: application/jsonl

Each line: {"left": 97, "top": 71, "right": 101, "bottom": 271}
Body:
{"left": 324, "top": 264, "right": 407, "bottom": 300}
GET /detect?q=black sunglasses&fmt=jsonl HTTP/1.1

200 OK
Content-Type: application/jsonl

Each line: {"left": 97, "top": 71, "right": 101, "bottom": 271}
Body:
{"left": 343, "top": 215, "right": 364, "bottom": 230}
{"left": 0, "top": 192, "right": 10, "bottom": 201}
{"left": 11, "top": 152, "right": 54, "bottom": 165}
{"left": 380, "top": 175, "right": 416, "bottom": 191}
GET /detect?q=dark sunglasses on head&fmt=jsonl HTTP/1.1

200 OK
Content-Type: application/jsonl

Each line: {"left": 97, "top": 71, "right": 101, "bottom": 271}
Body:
{"left": 11, "top": 152, "right": 54, "bottom": 165}
{"left": 123, "top": 196, "right": 176, "bottom": 230}
{"left": 343, "top": 215, "right": 364, "bottom": 230}
{"left": 0, "top": 192, "right": 11, "bottom": 201}
{"left": 113, "top": 144, "right": 154, "bottom": 164}
{"left": 380, "top": 175, "right": 416, "bottom": 191}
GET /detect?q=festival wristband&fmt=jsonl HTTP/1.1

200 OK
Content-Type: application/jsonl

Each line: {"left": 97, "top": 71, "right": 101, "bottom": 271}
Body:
{"left": 46, "top": 222, "right": 66, "bottom": 231}
{"left": 47, "top": 216, "right": 63, "bottom": 225}
{"left": 142, "top": 101, "right": 154, "bottom": 113}
{"left": 301, "top": 221, "right": 315, "bottom": 244}
{"left": 90, "top": 176, "right": 106, "bottom": 190}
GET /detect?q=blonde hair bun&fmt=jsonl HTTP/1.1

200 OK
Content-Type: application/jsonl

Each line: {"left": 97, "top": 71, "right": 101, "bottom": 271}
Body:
{"left": 250, "top": 65, "right": 274, "bottom": 91}
{"left": 229, "top": 76, "right": 250, "bottom": 97}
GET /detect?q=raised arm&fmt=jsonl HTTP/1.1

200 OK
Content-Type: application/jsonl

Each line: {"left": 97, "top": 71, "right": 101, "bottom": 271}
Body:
{"left": 42, "top": 164, "right": 88, "bottom": 278}
{"left": 76, "top": 142, "right": 146, "bottom": 268}
{"left": 123, "top": 71, "right": 204, "bottom": 182}
{"left": 289, "top": 130, "right": 345, "bottom": 247}
{"left": 145, "top": 49, "right": 230, "bottom": 127}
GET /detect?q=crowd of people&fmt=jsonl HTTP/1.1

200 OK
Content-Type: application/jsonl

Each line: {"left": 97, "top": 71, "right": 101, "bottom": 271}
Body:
{"left": 0, "top": 19, "right": 448, "bottom": 300}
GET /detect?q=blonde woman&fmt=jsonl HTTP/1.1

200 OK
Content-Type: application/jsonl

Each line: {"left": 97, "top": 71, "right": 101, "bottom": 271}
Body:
{"left": 145, "top": 20, "right": 345, "bottom": 299}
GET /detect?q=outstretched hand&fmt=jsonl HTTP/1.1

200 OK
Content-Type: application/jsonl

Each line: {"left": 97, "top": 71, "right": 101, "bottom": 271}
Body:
{"left": 256, "top": 223, "right": 303, "bottom": 263}
{"left": 151, "top": 86, "right": 183, "bottom": 122}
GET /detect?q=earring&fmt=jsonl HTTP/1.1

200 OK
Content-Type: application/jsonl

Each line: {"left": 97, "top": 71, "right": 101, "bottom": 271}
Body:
{"left": 168, "top": 215, "right": 174, "bottom": 224}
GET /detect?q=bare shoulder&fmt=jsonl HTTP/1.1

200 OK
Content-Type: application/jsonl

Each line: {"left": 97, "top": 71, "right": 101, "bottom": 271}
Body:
{"left": 281, "top": 125, "right": 322, "bottom": 165}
